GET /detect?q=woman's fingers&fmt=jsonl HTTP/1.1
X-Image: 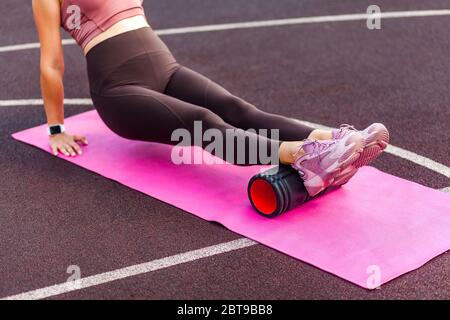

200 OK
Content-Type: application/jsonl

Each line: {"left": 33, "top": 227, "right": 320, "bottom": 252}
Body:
{"left": 51, "top": 145, "right": 59, "bottom": 156}
{"left": 58, "top": 144, "right": 70, "bottom": 156}
{"left": 69, "top": 141, "right": 82, "bottom": 155}
{"left": 73, "top": 135, "right": 89, "bottom": 145}
{"left": 51, "top": 135, "right": 87, "bottom": 157}
{"left": 59, "top": 143, "right": 75, "bottom": 157}
{"left": 64, "top": 143, "right": 77, "bottom": 157}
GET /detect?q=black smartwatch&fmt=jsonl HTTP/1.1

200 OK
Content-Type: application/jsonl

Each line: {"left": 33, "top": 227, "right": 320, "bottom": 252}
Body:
{"left": 47, "top": 124, "right": 65, "bottom": 136}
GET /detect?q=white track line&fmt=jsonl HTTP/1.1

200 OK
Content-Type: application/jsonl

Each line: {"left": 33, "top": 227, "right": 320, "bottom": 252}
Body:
{"left": 297, "top": 120, "right": 450, "bottom": 178}
{"left": 0, "top": 39, "right": 75, "bottom": 53}
{"left": 385, "top": 146, "right": 450, "bottom": 179}
{"left": 0, "top": 98, "right": 92, "bottom": 107}
{"left": 1, "top": 10, "right": 450, "bottom": 53}
{"left": 156, "top": 10, "right": 450, "bottom": 35}
{"left": 1, "top": 238, "right": 256, "bottom": 300}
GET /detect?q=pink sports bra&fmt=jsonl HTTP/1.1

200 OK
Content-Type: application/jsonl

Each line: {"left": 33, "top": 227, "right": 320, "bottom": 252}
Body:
{"left": 61, "top": 0, "right": 145, "bottom": 49}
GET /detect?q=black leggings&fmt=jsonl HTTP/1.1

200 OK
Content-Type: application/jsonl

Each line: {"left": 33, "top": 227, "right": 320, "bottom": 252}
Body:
{"left": 86, "top": 27, "right": 314, "bottom": 165}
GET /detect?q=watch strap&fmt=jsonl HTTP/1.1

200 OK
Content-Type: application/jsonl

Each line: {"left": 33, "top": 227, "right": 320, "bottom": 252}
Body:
{"left": 47, "top": 124, "right": 65, "bottom": 136}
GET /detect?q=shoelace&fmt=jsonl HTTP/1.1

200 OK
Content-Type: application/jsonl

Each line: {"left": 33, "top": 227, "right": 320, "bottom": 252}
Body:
{"left": 340, "top": 124, "right": 357, "bottom": 131}
{"left": 292, "top": 139, "right": 336, "bottom": 177}
{"left": 304, "top": 139, "right": 336, "bottom": 155}
{"left": 335, "top": 124, "right": 357, "bottom": 139}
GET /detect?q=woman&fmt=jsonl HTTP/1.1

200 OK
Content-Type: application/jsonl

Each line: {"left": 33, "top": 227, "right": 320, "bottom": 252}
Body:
{"left": 32, "top": 0, "right": 389, "bottom": 197}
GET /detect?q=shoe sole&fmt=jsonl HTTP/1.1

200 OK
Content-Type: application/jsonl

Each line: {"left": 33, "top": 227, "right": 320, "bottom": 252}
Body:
{"left": 329, "top": 147, "right": 363, "bottom": 187}
{"left": 333, "top": 125, "right": 390, "bottom": 186}
{"left": 353, "top": 126, "right": 390, "bottom": 169}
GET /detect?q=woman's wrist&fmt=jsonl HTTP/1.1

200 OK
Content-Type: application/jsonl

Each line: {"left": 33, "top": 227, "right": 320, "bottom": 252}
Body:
{"left": 47, "top": 123, "right": 66, "bottom": 136}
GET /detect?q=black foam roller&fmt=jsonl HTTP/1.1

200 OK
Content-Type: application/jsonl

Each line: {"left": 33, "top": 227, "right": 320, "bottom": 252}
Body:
{"left": 248, "top": 164, "right": 334, "bottom": 218}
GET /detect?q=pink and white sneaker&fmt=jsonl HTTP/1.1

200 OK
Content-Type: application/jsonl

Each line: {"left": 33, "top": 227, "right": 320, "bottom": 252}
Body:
{"left": 333, "top": 123, "right": 390, "bottom": 168}
{"left": 291, "top": 131, "right": 364, "bottom": 197}
{"left": 331, "top": 123, "right": 390, "bottom": 186}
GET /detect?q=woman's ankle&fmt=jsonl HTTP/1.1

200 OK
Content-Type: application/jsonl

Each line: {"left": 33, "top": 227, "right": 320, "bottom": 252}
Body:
{"left": 308, "top": 129, "right": 333, "bottom": 141}
{"left": 279, "top": 141, "right": 305, "bottom": 165}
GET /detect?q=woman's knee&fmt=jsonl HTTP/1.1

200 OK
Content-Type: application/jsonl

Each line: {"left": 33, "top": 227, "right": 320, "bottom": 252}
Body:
{"left": 218, "top": 94, "right": 257, "bottom": 123}
{"left": 192, "top": 107, "right": 229, "bottom": 132}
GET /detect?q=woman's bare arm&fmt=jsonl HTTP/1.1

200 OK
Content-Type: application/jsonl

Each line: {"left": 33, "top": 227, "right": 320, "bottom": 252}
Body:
{"left": 32, "top": 0, "right": 65, "bottom": 125}
{"left": 32, "top": 0, "right": 87, "bottom": 156}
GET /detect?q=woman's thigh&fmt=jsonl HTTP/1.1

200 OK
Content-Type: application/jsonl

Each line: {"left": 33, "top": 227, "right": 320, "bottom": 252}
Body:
{"left": 90, "top": 85, "right": 232, "bottom": 144}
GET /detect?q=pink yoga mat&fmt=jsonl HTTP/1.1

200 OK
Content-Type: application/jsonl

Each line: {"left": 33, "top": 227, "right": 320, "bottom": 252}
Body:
{"left": 12, "top": 110, "right": 450, "bottom": 289}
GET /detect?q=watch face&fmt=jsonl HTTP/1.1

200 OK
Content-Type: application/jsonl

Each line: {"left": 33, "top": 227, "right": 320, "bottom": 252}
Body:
{"left": 49, "top": 126, "right": 62, "bottom": 135}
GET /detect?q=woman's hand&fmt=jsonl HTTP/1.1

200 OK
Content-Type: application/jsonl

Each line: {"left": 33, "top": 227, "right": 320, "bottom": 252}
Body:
{"left": 49, "top": 132, "right": 88, "bottom": 156}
